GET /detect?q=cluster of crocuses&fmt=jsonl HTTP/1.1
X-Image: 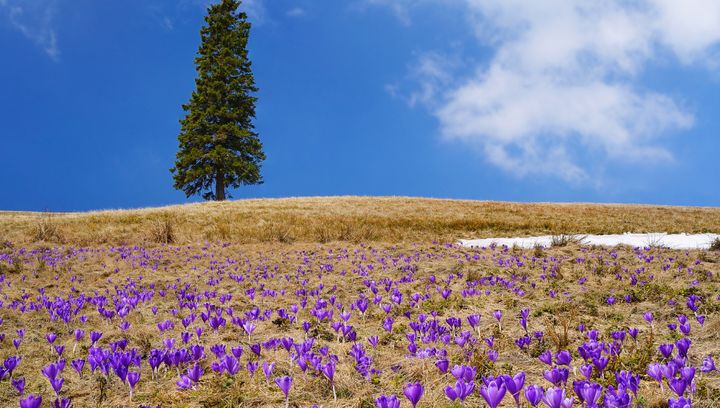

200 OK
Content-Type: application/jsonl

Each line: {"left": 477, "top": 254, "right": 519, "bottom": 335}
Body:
{"left": 0, "top": 241, "right": 715, "bottom": 407}
{"left": 377, "top": 331, "right": 700, "bottom": 407}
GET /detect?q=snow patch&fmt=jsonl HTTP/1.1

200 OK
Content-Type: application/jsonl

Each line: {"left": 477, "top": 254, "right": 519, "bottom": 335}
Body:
{"left": 459, "top": 233, "right": 720, "bottom": 250}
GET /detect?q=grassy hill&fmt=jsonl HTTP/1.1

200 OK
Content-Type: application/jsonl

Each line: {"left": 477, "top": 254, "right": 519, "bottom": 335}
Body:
{"left": 1, "top": 197, "right": 719, "bottom": 407}
{"left": 1, "top": 196, "right": 719, "bottom": 246}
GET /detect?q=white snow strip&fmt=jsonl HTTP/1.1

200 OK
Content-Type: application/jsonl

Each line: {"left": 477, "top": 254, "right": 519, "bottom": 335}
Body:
{"left": 459, "top": 233, "right": 720, "bottom": 250}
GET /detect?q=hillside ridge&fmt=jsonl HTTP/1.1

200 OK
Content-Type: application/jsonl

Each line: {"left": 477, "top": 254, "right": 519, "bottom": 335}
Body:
{"left": 1, "top": 196, "right": 718, "bottom": 246}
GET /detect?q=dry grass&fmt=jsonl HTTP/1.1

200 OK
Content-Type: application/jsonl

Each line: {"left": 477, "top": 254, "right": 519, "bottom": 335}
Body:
{"left": 28, "top": 213, "right": 65, "bottom": 243}
{"left": 550, "top": 234, "right": 586, "bottom": 247}
{"left": 147, "top": 213, "right": 178, "bottom": 244}
{"left": 710, "top": 238, "right": 720, "bottom": 252}
{"left": 1, "top": 196, "right": 719, "bottom": 245}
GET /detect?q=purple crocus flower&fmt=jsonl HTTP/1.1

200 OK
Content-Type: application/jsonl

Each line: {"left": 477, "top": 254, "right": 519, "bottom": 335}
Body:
{"left": 525, "top": 384, "right": 544, "bottom": 407}
{"left": 4, "top": 356, "right": 21, "bottom": 375}
{"left": 627, "top": 328, "right": 639, "bottom": 340}
{"left": 668, "top": 378, "right": 687, "bottom": 397}
{"left": 591, "top": 357, "right": 609, "bottom": 373}
{"left": 90, "top": 331, "right": 102, "bottom": 345}
{"left": 242, "top": 321, "right": 256, "bottom": 339}
{"left": 191, "top": 344, "right": 204, "bottom": 360}
{"left": 573, "top": 380, "right": 602, "bottom": 407}
{"left": 49, "top": 377, "right": 64, "bottom": 395}
{"left": 71, "top": 359, "right": 85, "bottom": 376}
{"left": 479, "top": 378, "right": 506, "bottom": 408}
{"left": 231, "top": 345, "right": 244, "bottom": 359}
{"left": 554, "top": 350, "right": 572, "bottom": 366}
{"left": 274, "top": 376, "right": 293, "bottom": 408}
{"left": 263, "top": 361, "right": 275, "bottom": 382}
{"left": 662, "top": 363, "right": 678, "bottom": 381}
{"left": 12, "top": 377, "right": 25, "bottom": 395}
{"left": 668, "top": 397, "right": 693, "bottom": 408}
{"left": 542, "top": 387, "right": 573, "bottom": 408}
{"left": 579, "top": 364, "right": 593, "bottom": 380}
{"left": 176, "top": 376, "right": 192, "bottom": 390}
{"left": 467, "top": 314, "right": 481, "bottom": 329}
{"left": 247, "top": 361, "right": 259, "bottom": 377}
{"left": 128, "top": 371, "right": 140, "bottom": 388}
{"left": 659, "top": 344, "right": 674, "bottom": 359}
{"left": 19, "top": 394, "right": 42, "bottom": 408}
{"left": 403, "top": 382, "right": 424, "bottom": 408}
{"left": 321, "top": 362, "right": 337, "bottom": 400}
{"left": 186, "top": 363, "right": 203, "bottom": 384}
{"left": 647, "top": 362, "right": 663, "bottom": 385}
{"left": 680, "top": 367, "right": 695, "bottom": 384}
{"left": 451, "top": 365, "right": 476, "bottom": 382}
{"left": 369, "top": 335, "right": 379, "bottom": 348}
{"left": 616, "top": 371, "right": 640, "bottom": 396}
{"left": 223, "top": 355, "right": 241, "bottom": 375}
{"left": 701, "top": 355, "right": 717, "bottom": 372}
{"left": 604, "top": 385, "right": 631, "bottom": 407}
{"left": 52, "top": 397, "right": 70, "bottom": 408}
{"left": 676, "top": 338, "right": 691, "bottom": 358}
{"left": 543, "top": 367, "right": 569, "bottom": 386}
{"left": 381, "top": 304, "right": 392, "bottom": 314}
{"left": 538, "top": 350, "right": 553, "bottom": 366}
{"left": 437, "top": 287, "right": 452, "bottom": 299}
{"left": 382, "top": 317, "right": 394, "bottom": 333}
{"left": 502, "top": 372, "right": 525, "bottom": 406}
{"left": 376, "top": 395, "right": 401, "bottom": 408}
{"left": 128, "top": 371, "right": 140, "bottom": 398}
{"left": 485, "top": 337, "right": 495, "bottom": 349}
{"left": 42, "top": 363, "right": 59, "bottom": 380}
{"left": 444, "top": 380, "right": 475, "bottom": 402}
{"left": 520, "top": 308, "right": 530, "bottom": 328}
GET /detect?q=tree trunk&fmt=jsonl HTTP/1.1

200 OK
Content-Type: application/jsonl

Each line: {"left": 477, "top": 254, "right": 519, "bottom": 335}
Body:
{"left": 215, "top": 172, "right": 226, "bottom": 201}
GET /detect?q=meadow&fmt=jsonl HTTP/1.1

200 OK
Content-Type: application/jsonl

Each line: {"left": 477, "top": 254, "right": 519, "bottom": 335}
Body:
{"left": 0, "top": 197, "right": 719, "bottom": 407}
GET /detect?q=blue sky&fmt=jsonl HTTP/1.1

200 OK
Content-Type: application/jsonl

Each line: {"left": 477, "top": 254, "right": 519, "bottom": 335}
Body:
{"left": 1, "top": 0, "right": 719, "bottom": 211}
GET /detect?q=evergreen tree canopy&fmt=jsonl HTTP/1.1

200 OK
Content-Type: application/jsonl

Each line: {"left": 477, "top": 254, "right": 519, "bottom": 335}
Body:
{"left": 171, "top": 0, "right": 265, "bottom": 201}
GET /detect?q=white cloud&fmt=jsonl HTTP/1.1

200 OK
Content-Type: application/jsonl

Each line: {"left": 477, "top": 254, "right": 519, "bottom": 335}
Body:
{"left": 240, "top": 0, "right": 267, "bottom": 23}
{"left": 162, "top": 16, "right": 174, "bottom": 31}
{"left": 651, "top": 0, "right": 720, "bottom": 64}
{"left": 437, "top": 68, "right": 693, "bottom": 181}
{"left": 286, "top": 7, "right": 306, "bottom": 18}
{"left": 362, "top": 0, "right": 431, "bottom": 26}
{"left": 386, "top": 0, "right": 720, "bottom": 182}
{"left": 403, "top": 52, "right": 459, "bottom": 107}
{"left": 0, "top": 0, "right": 59, "bottom": 60}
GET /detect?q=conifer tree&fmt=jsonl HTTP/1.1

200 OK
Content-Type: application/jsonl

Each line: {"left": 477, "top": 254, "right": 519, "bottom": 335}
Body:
{"left": 171, "top": 0, "right": 265, "bottom": 201}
